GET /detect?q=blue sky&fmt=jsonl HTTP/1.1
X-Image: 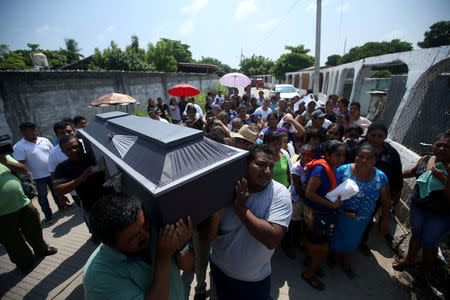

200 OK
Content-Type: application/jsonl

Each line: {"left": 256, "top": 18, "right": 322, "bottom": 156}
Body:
{"left": 1, "top": 0, "right": 449, "bottom": 68}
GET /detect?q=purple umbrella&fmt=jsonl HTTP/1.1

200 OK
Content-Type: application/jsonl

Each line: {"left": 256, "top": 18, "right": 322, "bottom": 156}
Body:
{"left": 219, "top": 72, "right": 251, "bottom": 88}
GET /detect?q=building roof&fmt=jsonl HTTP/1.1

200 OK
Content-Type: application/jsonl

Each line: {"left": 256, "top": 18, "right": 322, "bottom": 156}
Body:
{"left": 59, "top": 55, "right": 94, "bottom": 70}
{"left": 177, "top": 62, "right": 220, "bottom": 74}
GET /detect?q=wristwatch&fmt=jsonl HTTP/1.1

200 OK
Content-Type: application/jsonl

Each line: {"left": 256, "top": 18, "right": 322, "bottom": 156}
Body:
{"left": 178, "top": 243, "right": 190, "bottom": 256}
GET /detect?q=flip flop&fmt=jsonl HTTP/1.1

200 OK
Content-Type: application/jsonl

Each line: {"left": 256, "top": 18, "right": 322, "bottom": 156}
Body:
{"left": 392, "top": 258, "right": 415, "bottom": 271}
{"left": 301, "top": 272, "right": 325, "bottom": 291}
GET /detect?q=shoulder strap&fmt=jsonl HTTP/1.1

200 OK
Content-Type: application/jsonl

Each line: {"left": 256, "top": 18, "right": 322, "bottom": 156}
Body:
{"left": 305, "top": 159, "right": 337, "bottom": 191}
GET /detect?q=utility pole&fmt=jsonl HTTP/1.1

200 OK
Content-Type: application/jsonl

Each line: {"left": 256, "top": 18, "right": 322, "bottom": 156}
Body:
{"left": 313, "top": 0, "right": 322, "bottom": 96}
{"left": 343, "top": 37, "right": 347, "bottom": 55}
{"left": 240, "top": 47, "right": 243, "bottom": 68}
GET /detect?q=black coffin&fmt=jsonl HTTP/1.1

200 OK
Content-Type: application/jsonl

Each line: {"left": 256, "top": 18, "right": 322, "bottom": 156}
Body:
{"left": 80, "top": 112, "right": 248, "bottom": 226}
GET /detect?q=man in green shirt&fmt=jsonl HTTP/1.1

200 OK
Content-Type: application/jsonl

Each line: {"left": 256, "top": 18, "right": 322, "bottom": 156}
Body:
{"left": 83, "top": 193, "right": 194, "bottom": 300}
{"left": 0, "top": 155, "right": 57, "bottom": 273}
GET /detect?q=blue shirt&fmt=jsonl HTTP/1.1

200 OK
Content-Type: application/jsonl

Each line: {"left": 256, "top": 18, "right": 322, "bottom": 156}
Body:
{"left": 305, "top": 165, "right": 336, "bottom": 212}
{"left": 83, "top": 228, "right": 187, "bottom": 300}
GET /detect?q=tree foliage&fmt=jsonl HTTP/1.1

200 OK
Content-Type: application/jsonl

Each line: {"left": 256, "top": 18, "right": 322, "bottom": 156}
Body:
{"left": 338, "top": 39, "right": 412, "bottom": 64}
{"left": 158, "top": 38, "right": 193, "bottom": 63}
{"left": 271, "top": 45, "right": 314, "bottom": 80}
{"left": 147, "top": 40, "right": 178, "bottom": 72}
{"left": 240, "top": 54, "right": 274, "bottom": 76}
{"left": 90, "top": 40, "right": 154, "bottom": 71}
{"left": 64, "top": 38, "right": 84, "bottom": 63}
{"left": 418, "top": 21, "right": 450, "bottom": 48}
{"left": 197, "top": 56, "right": 235, "bottom": 76}
{"left": 325, "top": 54, "right": 341, "bottom": 66}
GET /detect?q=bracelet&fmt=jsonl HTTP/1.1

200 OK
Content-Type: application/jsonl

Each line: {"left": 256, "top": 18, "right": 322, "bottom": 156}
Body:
{"left": 177, "top": 243, "right": 190, "bottom": 256}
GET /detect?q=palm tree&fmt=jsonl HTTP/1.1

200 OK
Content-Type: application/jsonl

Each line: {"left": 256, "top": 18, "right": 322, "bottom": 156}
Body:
{"left": 64, "top": 38, "right": 84, "bottom": 62}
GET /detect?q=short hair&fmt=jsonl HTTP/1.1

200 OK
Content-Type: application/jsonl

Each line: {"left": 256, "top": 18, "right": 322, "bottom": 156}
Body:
{"left": 307, "top": 89, "right": 313, "bottom": 94}
{"left": 323, "top": 140, "right": 346, "bottom": 156}
{"left": 305, "top": 128, "right": 324, "bottom": 143}
{"left": 73, "top": 115, "right": 86, "bottom": 125}
{"left": 19, "top": 122, "right": 36, "bottom": 131}
{"left": 59, "top": 134, "right": 78, "bottom": 148}
{"left": 349, "top": 102, "right": 361, "bottom": 110}
{"left": 238, "top": 105, "right": 247, "bottom": 112}
{"left": 264, "top": 131, "right": 282, "bottom": 144}
{"left": 247, "top": 143, "right": 274, "bottom": 163}
{"left": 53, "top": 121, "right": 74, "bottom": 134}
{"left": 434, "top": 131, "right": 450, "bottom": 142}
{"left": 90, "top": 193, "right": 142, "bottom": 247}
{"left": 231, "top": 117, "right": 243, "bottom": 124}
{"left": 345, "top": 124, "right": 364, "bottom": 136}
{"left": 186, "top": 104, "right": 197, "bottom": 113}
{"left": 301, "top": 143, "right": 316, "bottom": 153}
{"left": 339, "top": 97, "right": 349, "bottom": 106}
{"left": 218, "top": 111, "right": 229, "bottom": 119}
{"left": 356, "top": 143, "right": 379, "bottom": 160}
{"left": 267, "top": 112, "right": 279, "bottom": 121}
{"left": 205, "top": 132, "right": 225, "bottom": 144}
{"left": 327, "top": 123, "right": 345, "bottom": 139}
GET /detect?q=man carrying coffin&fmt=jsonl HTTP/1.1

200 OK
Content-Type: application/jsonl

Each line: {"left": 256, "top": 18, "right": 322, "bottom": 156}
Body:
{"left": 205, "top": 144, "right": 292, "bottom": 299}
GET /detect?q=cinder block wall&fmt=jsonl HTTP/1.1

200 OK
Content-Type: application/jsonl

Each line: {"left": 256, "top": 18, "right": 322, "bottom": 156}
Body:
{"left": 0, "top": 71, "right": 218, "bottom": 143}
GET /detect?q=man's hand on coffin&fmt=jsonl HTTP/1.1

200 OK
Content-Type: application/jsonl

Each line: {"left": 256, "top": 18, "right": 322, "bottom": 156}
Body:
{"left": 233, "top": 179, "right": 250, "bottom": 216}
{"left": 157, "top": 224, "right": 178, "bottom": 259}
{"left": 58, "top": 195, "right": 70, "bottom": 207}
{"left": 78, "top": 167, "right": 94, "bottom": 182}
{"left": 174, "top": 217, "right": 193, "bottom": 250}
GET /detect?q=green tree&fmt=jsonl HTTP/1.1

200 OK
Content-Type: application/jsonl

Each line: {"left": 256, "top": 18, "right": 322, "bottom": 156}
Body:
{"left": 159, "top": 38, "right": 193, "bottom": 63}
{"left": 147, "top": 40, "right": 178, "bottom": 72}
{"left": 89, "top": 40, "right": 154, "bottom": 71}
{"left": 325, "top": 54, "right": 341, "bottom": 66}
{"left": 0, "top": 51, "right": 28, "bottom": 70}
{"left": 240, "top": 54, "right": 274, "bottom": 76}
{"left": 27, "top": 43, "right": 40, "bottom": 51}
{"left": 270, "top": 45, "right": 314, "bottom": 80}
{"left": 339, "top": 39, "right": 412, "bottom": 64}
{"left": 418, "top": 21, "right": 450, "bottom": 48}
{"left": 64, "top": 38, "right": 84, "bottom": 63}
{"left": 197, "top": 56, "right": 234, "bottom": 76}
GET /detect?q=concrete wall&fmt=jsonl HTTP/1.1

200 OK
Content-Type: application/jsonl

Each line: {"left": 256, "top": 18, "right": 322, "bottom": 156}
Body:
{"left": 0, "top": 71, "right": 218, "bottom": 143}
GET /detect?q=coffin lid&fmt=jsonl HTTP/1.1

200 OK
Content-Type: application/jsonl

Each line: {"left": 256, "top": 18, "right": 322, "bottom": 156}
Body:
{"left": 81, "top": 112, "right": 248, "bottom": 197}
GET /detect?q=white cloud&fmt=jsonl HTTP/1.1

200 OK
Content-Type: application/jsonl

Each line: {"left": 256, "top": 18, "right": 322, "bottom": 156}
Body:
{"left": 256, "top": 18, "right": 278, "bottom": 31}
{"left": 36, "top": 25, "right": 49, "bottom": 33}
{"left": 105, "top": 25, "right": 115, "bottom": 32}
{"left": 179, "top": 0, "right": 209, "bottom": 35}
{"left": 234, "top": 0, "right": 258, "bottom": 20}
{"left": 181, "top": 0, "right": 208, "bottom": 15}
{"left": 385, "top": 29, "right": 403, "bottom": 40}
{"left": 336, "top": 2, "right": 350, "bottom": 13}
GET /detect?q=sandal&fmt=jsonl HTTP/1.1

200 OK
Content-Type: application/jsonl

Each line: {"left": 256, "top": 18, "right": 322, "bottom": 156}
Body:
{"left": 343, "top": 265, "right": 355, "bottom": 279}
{"left": 302, "top": 272, "right": 325, "bottom": 291}
{"left": 392, "top": 258, "right": 416, "bottom": 271}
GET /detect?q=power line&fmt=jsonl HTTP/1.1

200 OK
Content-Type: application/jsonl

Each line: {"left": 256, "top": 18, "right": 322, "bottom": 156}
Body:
{"left": 247, "top": 0, "right": 303, "bottom": 57}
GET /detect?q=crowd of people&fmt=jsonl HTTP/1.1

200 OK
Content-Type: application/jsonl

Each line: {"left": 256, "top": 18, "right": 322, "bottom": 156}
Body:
{"left": 0, "top": 86, "right": 448, "bottom": 299}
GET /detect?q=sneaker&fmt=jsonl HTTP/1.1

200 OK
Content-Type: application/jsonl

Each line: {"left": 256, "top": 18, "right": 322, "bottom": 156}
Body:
{"left": 44, "top": 218, "right": 55, "bottom": 226}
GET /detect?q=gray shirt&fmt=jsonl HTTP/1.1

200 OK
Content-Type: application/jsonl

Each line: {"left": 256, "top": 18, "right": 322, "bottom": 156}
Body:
{"left": 210, "top": 180, "right": 292, "bottom": 281}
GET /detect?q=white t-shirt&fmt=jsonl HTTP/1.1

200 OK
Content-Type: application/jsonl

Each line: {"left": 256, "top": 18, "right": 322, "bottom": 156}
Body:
{"left": 48, "top": 144, "right": 68, "bottom": 173}
{"left": 254, "top": 107, "right": 272, "bottom": 121}
{"left": 183, "top": 103, "right": 204, "bottom": 118}
{"left": 306, "top": 118, "right": 332, "bottom": 129}
{"left": 13, "top": 137, "right": 54, "bottom": 179}
{"left": 210, "top": 180, "right": 292, "bottom": 281}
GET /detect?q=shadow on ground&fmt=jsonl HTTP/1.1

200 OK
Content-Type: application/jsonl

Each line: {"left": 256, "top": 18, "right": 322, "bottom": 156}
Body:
{"left": 23, "top": 240, "right": 96, "bottom": 299}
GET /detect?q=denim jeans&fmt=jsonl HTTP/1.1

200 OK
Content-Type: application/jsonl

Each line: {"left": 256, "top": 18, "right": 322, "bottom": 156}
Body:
{"left": 34, "top": 176, "right": 63, "bottom": 220}
{"left": 210, "top": 260, "right": 272, "bottom": 300}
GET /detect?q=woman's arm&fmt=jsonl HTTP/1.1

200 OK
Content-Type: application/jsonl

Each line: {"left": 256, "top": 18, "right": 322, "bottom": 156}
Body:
{"left": 292, "top": 174, "right": 305, "bottom": 199}
{"left": 403, "top": 156, "right": 424, "bottom": 178}
{"left": 305, "top": 176, "right": 343, "bottom": 209}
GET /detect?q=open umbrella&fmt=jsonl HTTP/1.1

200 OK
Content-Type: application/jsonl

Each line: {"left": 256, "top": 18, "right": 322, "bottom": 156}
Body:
{"left": 89, "top": 93, "right": 140, "bottom": 107}
{"left": 219, "top": 72, "right": 251, "bottom": 88}
{"left": 168, "top": 84, "right": 200, "bottom": 97}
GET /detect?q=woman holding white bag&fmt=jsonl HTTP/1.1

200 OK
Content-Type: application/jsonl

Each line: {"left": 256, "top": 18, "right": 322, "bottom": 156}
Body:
{"left": 329, "top": 144, "right": 391, "bottom": 278}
